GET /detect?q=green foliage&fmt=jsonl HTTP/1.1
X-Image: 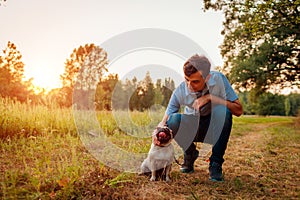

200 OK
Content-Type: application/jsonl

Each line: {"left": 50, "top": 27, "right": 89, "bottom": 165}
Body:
{"left": 285, "top": 97, "right": 291, "bottom": 116}
{"left": 95, "top": 71, "right": 175, "bottom": 111}
{"left": 286, "top": 93, "right": 300, "bottom": 116}
{"left": 137, "top": 71, "right": 155, "bottom": 111}
{"left": 255, "top": 93, "right": 285, "bottom": 116}
{"left": 0, "top": 42, "right": 35, "bottom": 102}
{"left": 127, "top": 73, "right": 174, "bottom": 111}
{"left": 104, "top": 173, "right": 134, "bottom": 188}
{"left": 59, "top": 44, "right": 108, "bottom": 107}
{"left": 239, "top": 91, "right": 300, "bottom": 116}
{"left": 58, "top": 44, "right": 175, "bottom": 110}
{"left": 204, "top": 0, "right": 300, "bottom": 92}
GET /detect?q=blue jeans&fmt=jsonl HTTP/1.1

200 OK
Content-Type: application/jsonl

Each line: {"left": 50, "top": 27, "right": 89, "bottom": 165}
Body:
{"left": 167, "top": 105, "right": 232, "bottom": 165}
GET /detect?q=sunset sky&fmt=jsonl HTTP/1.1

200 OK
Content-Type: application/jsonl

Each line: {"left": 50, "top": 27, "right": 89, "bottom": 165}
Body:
{"left": 0, "top": 0, "right": 224, "bottom": 90}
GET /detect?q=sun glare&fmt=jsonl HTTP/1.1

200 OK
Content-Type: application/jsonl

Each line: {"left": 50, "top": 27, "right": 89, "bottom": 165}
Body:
{"left": 26, "top": 67, "right": 61, "bottom": 93}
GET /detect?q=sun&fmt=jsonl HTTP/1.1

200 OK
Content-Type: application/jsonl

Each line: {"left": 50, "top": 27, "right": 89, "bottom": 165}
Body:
{"left": 25, "top": 66, "right": 62, "bottom": 93}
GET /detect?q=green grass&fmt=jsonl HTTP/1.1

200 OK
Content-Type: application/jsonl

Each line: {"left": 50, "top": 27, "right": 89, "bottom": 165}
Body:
{"left": 0, "top": 98, "right": 299, "bottom": 199}
{"left": 0, "top": 98, "right": 76, "bottom": 138}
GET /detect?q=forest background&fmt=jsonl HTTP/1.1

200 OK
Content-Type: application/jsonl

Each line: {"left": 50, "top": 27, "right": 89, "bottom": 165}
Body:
{"left": 1, "top": 0, "right": 300, "bottom": 116}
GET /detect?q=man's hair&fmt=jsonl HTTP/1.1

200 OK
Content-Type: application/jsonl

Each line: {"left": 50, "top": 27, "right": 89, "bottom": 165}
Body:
{"left": 183, "top": 54, "right": 211, "bottom": 78}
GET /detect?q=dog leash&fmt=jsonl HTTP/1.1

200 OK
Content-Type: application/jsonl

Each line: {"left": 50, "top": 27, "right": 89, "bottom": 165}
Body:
{"left": 174, "top": 156, "right": 182, "bottom": 166}
{"left": 173, "top": 143, "right": 202, "bottom": 167}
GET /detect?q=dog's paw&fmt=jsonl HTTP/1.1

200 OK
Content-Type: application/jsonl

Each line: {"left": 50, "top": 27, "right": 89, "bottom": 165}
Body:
{"left": 138, "top": 171, "right": 144, "bottom": 176}
{"left": 150, "top": 176, "right": 156, "bottom": 181}
{"left": 165, "top": 176, "right": 171, "bottom": 182}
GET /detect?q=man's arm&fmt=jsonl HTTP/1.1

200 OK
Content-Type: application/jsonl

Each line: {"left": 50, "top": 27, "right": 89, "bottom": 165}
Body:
{"left": 193, "top": 94, "right": 243, "bottom": 117}
{"left": 157, "top": 113, "right": 169, "bottom": 127}
{"left": 225, "top": 99, "right": 243, "bottom": 117}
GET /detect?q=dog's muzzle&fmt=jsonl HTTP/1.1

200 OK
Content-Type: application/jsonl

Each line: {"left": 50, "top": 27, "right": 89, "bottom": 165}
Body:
{"left": 154, "top": 127, "right": 173, "bottom": 145}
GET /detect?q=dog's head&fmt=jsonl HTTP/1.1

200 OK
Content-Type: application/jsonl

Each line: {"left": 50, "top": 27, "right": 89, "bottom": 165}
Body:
{"left": 154, "top": 127, "right": 173, "bottom": 146}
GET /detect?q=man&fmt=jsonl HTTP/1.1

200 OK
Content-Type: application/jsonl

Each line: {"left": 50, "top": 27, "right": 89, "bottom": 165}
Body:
{"left": 155, "top": 54, "right": 243, "bottom": 182}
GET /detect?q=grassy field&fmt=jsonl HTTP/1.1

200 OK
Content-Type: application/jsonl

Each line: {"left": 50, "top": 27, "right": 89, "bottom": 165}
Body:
{"left": 0, "top": 98, "right": 299, "bottom": 199}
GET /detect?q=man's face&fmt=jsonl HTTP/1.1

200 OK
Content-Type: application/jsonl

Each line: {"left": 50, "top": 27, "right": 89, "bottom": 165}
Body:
{"left": 184, "top": 71, "right": 208, "bottom": 92}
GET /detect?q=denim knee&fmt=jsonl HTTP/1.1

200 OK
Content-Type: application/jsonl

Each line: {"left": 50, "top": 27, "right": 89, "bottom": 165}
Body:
{"left": 212, "top": 105, "right": 232, "bottom": 123}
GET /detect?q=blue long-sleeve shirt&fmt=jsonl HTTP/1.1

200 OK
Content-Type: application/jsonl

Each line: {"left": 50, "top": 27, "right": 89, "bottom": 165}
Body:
{"left": 166, "top": 71, "right": 238, "bottom": 116}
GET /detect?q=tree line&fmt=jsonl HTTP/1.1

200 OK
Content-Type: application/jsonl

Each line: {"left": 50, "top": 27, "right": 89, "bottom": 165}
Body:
{"left": 239, "top": 91, "right": 300, "bottom": 116}
{"left": 94, "top": 72, "right": 175, "bottom": 111}
{"left": 1, "top": 41, "right": 300, "bottom": 115}
{"left": 0, "top": 42, "right": 176, "bottom": 112}
{"left": 1, "top": 0, "right": 299, "bottom": 115}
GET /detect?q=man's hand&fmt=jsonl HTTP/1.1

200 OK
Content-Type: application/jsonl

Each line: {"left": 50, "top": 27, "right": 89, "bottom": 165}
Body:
{"left": 193, "top": 94, "right": 243, "bottom": 116}
{"left": 192, "top": 94, "right": 211, "bottom": 110}
{"left": 152, "top": 135, "right": 161, "bottom": 146}
{"left": 157, "top": 121, "right": 166, "bottom": 128}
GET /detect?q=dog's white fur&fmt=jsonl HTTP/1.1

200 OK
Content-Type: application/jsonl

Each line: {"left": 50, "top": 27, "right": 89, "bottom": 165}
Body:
{"left": 140, "top": 128, "right": 174, "bottom": 182}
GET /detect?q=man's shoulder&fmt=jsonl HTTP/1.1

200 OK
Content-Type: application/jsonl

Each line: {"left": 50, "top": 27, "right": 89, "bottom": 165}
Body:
{"left": 209, "top": 71, "right": 228, "bottom": 84}
{"left": 178, "top": 81, "right": 186, "bottom": 88}
{"left": 210, "top": 70, "right": 225, "bottom": 77}
{"left": 174, "top": 81, "right": 189, "bottom": 97}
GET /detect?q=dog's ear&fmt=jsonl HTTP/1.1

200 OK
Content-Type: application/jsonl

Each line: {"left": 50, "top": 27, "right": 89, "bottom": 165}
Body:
{"left": 152, "top": 127, "right": 159, "bottom": 135}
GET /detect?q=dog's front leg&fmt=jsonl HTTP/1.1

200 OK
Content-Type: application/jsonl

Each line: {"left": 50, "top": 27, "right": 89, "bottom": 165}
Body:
{"left": 165, "top": 164, "right": 172, "bottom": 182}
{"left": 150, "top": 160, "right": 156, "bottom": 181}
{"left": 150, "top": 171, "right": 156, "bottom": 181}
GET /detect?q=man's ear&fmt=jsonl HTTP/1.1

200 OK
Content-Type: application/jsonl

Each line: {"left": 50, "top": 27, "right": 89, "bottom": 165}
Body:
{"left": 205, "top": 74, "right": 211, "bottom": 83}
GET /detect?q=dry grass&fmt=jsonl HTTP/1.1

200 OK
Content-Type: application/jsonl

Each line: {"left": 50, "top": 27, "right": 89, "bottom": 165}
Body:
{"left": 73, "top": 116, "right": 300, "bottom": 200}
{"left": 0, "top": 100, "right": 299, "bottom": 199}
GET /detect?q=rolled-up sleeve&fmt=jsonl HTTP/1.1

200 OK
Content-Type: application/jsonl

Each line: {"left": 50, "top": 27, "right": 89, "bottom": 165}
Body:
{"left": 221, "top": 73, "right": 238, "bottom": 102}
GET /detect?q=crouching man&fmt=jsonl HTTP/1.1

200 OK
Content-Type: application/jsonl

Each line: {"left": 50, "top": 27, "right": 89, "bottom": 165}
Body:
{"left": 154, "top": 54, "right": 243, "bottom": 182}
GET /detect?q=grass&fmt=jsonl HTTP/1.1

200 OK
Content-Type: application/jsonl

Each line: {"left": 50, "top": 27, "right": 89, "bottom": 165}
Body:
{"left": 0, "top": 98, "right": 299, "bottom": 199}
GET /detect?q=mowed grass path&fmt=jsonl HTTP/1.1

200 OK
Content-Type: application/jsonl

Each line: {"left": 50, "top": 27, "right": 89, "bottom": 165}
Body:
{"left": 0, "top": 100, "right": 299, "bottom": 199}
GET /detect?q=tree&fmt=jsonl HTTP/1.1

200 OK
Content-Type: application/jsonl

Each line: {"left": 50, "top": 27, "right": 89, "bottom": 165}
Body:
{"left": 0, "top": 41, "right": 33, "bottom": 102}
{"left": 238, "top": 91, "right": 300, "bottom": 116}
{"left": 95, "top": 73, "right": 119, "bottom": 110}
{"left": 255, "top": 92, "right": 285, "bottom": 116}
{"left": 285, "top": 97, "right": 291, "bottom": 116}
{"left": 140, "top": 71, "right": 155, "bottom": 110}
{"left": 238, "top": 91, "right": 254, "bottom": 115}
{"left": 60, "top": 44, "right": 108, "bottom": 107}
{"left": 162, "top": 77, "right": 175, "bottom": 107}
{"left": 153, "top": 79, "right": 164, "bottom": 106}
{"left": 61, "top": 43, "right": 108, "bottom": 90}
{"left": 286, "top": 93, "right": 300, "bottom": 116}
{"left": 128, "top": 77, "right": 139, "bottom": 111}
{"left": 111, "top": 80, "right": 127, "bottom": 110}
{"left": 203, "top": 0, "right": 300, "bottom": 93}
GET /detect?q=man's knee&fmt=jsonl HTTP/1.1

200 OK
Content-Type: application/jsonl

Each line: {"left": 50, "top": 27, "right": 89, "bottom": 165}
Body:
{"left": 212, "top": 105, "right": 232, "bottom": 122}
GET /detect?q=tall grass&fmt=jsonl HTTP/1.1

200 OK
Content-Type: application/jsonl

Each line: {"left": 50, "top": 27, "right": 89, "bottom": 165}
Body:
{"left": 0, "top": 98, "right": 76, "bottom": 138}
{"left": 0, "top": 97, "right": 299, "bottom": 199}
{"left": 0, "top": 98, "right": 165, "bottom": 199}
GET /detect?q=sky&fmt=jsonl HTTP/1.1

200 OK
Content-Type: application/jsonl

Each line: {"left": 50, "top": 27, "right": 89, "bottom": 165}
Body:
{"left": 0, "top": 0, "right": 224, "bottom": 90}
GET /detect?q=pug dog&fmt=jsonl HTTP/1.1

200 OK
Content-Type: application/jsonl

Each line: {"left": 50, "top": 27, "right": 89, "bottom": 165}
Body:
{"left": 140, "top": 127, "right": 174, "bottom": 182}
